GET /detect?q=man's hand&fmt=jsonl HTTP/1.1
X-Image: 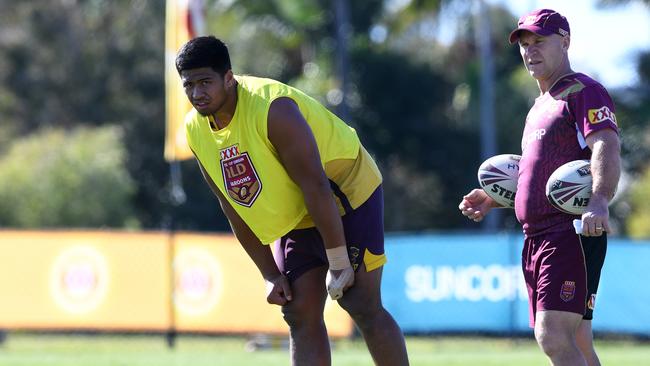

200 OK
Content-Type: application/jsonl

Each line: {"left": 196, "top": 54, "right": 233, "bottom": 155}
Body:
{"left": 459, "top": 188, "right": 497, "bottom": 222}
{"left": 325, "top": 246, "right": 354, "bottom": 300}
{"left": 264, "top": 274, "right": 292, "bottom": 306}
{"left": 326, "top": 267, "right": 355, "bottom": 300}
{"left": 580, "top": 193, "right": 611, "bottom": 237}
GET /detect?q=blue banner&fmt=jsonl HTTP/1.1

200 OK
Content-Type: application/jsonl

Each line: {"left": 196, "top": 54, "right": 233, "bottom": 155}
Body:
{"left": 382, "top": 233, "right": 650, "bottom": 335}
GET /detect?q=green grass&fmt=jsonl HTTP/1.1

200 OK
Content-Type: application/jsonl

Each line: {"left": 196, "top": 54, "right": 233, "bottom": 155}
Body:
{"left": 0, "top": 333, "right": 648, "bottom": 366}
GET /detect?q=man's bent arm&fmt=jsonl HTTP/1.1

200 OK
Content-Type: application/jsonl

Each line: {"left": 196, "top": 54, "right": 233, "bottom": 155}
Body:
{"left": 196, "top": 160, "right": 282, "bottom": 281}
{"left": 267, "top": 97, "right": 347, "bottom": 252}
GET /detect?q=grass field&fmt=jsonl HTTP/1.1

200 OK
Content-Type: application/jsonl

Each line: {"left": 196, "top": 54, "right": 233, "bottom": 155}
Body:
{"left": 0, "top": 333, "right": 648, "bottom": 366}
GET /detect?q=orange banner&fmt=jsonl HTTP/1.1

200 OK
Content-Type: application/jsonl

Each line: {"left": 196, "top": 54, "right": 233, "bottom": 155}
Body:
{"left": 0, "top": 230, "right": 354, "bottom": 337}
{"left": 0, "top": 230, "right": 170, "bottom": 330}
{"left": 172, "top": 233, "right": 354, "bottom": 336}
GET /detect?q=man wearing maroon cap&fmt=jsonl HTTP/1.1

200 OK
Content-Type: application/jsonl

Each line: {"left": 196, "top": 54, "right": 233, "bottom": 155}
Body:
{"left": 459, "top": 8, "right": 620, "bottom": 366}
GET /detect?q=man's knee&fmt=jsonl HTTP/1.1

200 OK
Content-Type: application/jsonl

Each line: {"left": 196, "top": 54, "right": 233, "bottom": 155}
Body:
{"left": 337, "top": 264, "right": 385, "bottom": 325}
{"left": 536, "top": 327, "right": 572, "bottom": 357}
{"left": 534, "top": 311, "right": 581, "bottom": 357}
{"left": 281, "top": 300, "right": 323, "bottom": 329}
{"left": 339, "top": 294, "right": 383, "bottom": 325}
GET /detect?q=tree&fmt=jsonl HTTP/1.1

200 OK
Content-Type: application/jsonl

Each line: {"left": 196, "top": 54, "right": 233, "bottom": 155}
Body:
{"left": 0, "top": 0, "right": 201, "bottom": 230}
{"left": 0, "top": 126, "right": 137, "bottom": 228}
{"left": 616, "top": 51, "right": 650, "bottom": 237}
{"left": 594, "top": 0, "right": 650, "bottom": 237}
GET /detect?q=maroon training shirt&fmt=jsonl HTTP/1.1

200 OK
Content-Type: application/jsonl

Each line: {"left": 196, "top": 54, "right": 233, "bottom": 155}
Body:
{"left": 515, "top": 73, "right": 619, "bottom": 237}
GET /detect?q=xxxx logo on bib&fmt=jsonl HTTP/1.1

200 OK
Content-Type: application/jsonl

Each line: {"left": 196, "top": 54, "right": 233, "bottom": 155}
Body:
{"left": 219, "top": 145, "right": 262, "bottom": 207}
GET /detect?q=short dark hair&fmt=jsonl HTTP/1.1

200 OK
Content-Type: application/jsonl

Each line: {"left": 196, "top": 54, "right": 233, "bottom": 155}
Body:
{"left": 175, "top": 36, "right": 232, "bottom": 76}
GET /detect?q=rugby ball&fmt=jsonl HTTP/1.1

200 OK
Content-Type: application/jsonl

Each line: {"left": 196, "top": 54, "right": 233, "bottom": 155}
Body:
{"left": 545, "top": 160, "right": 592, "bottom": 215}
{"left": 477, "top": 154, "right": 521, "bottom": 208}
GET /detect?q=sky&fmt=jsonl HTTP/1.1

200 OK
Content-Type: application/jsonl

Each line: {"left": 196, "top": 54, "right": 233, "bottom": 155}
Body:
{"left": 486, "top": 0, "right": 650, "bottom": 89}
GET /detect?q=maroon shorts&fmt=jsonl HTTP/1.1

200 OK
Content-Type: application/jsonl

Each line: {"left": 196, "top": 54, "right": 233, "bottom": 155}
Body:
{"left": 522, "top": 229, "right": 607, "bottom": 327}
{"left": 272, "top": 186, "right": 386, "bottom": 282}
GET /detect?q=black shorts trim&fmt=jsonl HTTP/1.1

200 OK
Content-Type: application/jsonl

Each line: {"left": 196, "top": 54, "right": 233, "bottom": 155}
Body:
{"left": 578, "top": 233, "right": 607, "bottom": 320}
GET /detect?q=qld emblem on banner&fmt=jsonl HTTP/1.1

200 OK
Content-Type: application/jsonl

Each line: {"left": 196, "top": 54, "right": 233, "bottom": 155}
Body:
{"left": 164, "top": 0, "right": 205, "bottom": 162}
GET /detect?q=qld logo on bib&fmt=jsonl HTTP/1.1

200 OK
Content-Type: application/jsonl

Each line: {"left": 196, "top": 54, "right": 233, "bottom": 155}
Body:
{"left": 220, "top": 144, "right": 262, "bottom": 207}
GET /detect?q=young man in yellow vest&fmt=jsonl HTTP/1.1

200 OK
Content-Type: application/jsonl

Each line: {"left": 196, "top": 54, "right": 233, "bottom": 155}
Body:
{"left": 176, "top": 36, "right": 409, "bottom": 366}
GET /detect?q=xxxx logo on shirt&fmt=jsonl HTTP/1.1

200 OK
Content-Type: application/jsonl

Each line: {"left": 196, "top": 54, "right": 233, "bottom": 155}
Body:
{"left": 588, "top": 106, "right": 617, "bottom": 125}
{"left": 219, "top": 144, "right": 262, "bottom": 207}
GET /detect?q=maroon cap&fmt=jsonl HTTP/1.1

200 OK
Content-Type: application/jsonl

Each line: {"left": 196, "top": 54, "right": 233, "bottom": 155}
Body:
{"left": 508, "top": 9, "right": 570, "bottom": 44}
